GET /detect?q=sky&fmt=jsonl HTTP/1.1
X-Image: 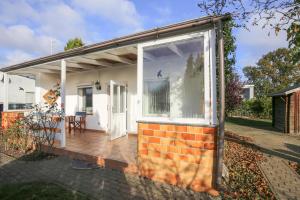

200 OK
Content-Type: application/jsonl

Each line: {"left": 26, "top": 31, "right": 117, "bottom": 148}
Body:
{"left": 0, "top": 0, "right": 288, "bottom": 79}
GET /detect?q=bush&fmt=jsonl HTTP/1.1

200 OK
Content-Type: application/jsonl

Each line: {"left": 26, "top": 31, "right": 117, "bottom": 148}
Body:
{"left": 0, "top": 119, "right": 31, "bottom": 154}
{"left": 230, "top": 97, "right": 272, "bottom": 119}
{"left": 0, "top": 103, "right": 64, "bottom": 158}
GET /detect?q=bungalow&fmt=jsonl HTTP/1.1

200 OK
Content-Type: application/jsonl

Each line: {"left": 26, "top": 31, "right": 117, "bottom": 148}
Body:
{"left": 0, "top": 15, "right": 228, "bottom": 193}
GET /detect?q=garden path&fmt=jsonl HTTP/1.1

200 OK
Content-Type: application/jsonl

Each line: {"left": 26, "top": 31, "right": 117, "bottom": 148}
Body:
{"left": 0, "top": 154, "right": 215, "bottom": 200}
{"left": 226, "top": 117, "right": 300, "bottom": 162}
{"left": 259, "top": 155, "right": 300, "bottom": 200}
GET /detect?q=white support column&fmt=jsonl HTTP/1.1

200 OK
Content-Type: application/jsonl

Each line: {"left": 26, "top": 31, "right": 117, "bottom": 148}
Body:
{"left": 60, "top": 59, "right": 66, "bottom": 147}
{"left": 3, "top": 73, "right": 9, "bottom": 111}
{"left": 35, "top": 73, "right": 42, "bottom": 105}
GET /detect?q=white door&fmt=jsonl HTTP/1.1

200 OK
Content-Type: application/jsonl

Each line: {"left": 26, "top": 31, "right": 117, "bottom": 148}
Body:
{"left": 109, "top": 80, "right": 127, "bottom": 140}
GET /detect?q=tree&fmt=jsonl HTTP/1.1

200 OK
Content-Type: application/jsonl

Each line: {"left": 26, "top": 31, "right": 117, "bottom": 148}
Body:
{"left": 198, "top": 0, "right": 300, "bottom": 33}
{"left": 243, "top": 48, "right": 300, "bottom": 97}
{"left": 216, "top": 19, "right": 243, "bottom": 114}
{"left": 64, "top": 38, "right": 84, "bottom": 51}
{"left": 225, "top": 73, "right": 243, "bottom": 115}
{"left": 287, "top": 22, "right": 300, "bottom": 62}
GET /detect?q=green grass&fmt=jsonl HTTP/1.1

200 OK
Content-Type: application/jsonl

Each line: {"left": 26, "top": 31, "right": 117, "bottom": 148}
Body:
{"left": 226, "top": 117, "right": 273, "bottom": 130}
{"left": 0, "top": 182, "right": 90, "bottom": 200}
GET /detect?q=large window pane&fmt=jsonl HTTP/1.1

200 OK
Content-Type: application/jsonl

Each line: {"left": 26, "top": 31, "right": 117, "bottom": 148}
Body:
{"left": 120, "top": 85, "right": 125, "bottom": 113}
{"left": 142, "top": 37, "right": 205, "bottom": 119}
{"left": 78, "top": 87, "right": 93, "bottom": 114}
{"left": 112, "top": 85, "right": 118, "bottom": 113}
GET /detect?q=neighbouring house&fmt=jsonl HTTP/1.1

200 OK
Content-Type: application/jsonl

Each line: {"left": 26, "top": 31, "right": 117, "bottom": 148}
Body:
{"left": 0, "top": 72, "right": 35, "bottom": 122}
{"left": 0, "top": 15, "right": 228, "bottom": 193}
{"left": 269, "top": 84, "right": 300, "bottom": 135}
{"left": 241, "top": 84, "right": 254, "bottom": 100}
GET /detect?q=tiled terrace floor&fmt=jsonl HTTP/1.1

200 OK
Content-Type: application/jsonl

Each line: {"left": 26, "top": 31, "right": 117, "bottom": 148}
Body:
{"left": 52, "top": 131, "right": 138, "bottom": 172}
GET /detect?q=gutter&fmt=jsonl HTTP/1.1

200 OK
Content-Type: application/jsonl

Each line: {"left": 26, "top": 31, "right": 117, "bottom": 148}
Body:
{"left": 0, "top": 14, "right": 231, "bottom": 72}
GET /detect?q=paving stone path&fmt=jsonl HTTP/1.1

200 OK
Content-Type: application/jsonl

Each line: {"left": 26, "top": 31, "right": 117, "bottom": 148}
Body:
{"left": 0, "top": 154, "right": 215, "bottom": 200}
{"left": 259, "top": 155, "right": 300, "bottom": 200}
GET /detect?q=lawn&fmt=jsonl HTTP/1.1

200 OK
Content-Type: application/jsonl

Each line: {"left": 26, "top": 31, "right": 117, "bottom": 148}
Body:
{"left": 0, "top": 182, "right": 90, "bottom": 200}
{"left": 226, "top": 117, "right": 273, "bottom": 131}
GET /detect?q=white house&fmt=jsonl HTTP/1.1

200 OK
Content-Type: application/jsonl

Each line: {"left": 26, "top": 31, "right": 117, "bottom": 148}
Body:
{"left": 0, "top": 15, "right": 228, "bottom": 192}
{"left": 241, "top": 84, "right": 255, "bottom": 100}
{"left": 0, "top": 72, "right": 35, "bottom": 112}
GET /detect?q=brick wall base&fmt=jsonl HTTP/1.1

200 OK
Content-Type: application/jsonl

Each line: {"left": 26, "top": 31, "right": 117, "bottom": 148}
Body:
{"left": 138, "top": 122, "right": 217, "bottom": 192}
{"left": 1, "top": 111, "right": 24, "bottom": 129}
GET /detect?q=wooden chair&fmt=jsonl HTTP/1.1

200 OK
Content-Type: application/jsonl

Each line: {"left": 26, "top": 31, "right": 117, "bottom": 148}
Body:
{"left": 68, "top": 112, "right": 86, "bottom": 134}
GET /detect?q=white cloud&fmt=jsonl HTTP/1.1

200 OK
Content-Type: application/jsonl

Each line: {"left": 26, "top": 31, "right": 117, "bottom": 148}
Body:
{"left": 0, "top": 0, "right": 144, "bottom": 67}
{"left": 0, "top": 50, "right": 33, "bottom": 67}
{"left": 37, "top": 3, "right": 86, "bottom": 40}
{"left": 72, "top": 0, "right": 143, "bottom": 30}
{"left": 0, "top": 0, "right": 38, "bottom": 25}
{"left": 0, "top": 25, "right": 61, "bottom": 55}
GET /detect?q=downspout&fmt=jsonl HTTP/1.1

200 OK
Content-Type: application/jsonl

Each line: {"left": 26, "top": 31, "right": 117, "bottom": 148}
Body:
{"left": 216, "top": 19, "right": 225, "bottom": 188}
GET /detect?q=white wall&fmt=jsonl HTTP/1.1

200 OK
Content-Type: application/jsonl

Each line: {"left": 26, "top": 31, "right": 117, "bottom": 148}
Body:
{"left": 0, "top": 72, "right": 35, "bottom": 105}
{"left": 37, "top": 66, "right": 138, "bottom": 133}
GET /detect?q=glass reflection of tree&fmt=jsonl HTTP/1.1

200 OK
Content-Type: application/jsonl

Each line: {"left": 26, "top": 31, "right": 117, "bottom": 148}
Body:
{"left": 182, "top": 53, "right": 204, "bottom": 118}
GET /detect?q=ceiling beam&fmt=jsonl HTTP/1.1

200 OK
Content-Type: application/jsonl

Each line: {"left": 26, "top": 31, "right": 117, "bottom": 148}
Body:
{"left": 27, "top": 67, "right": 60, "bottom": 73}
{"left": 69, "top": 57, "right": 113, "bottom": 67}
{"left": 99, "top": 53, "right": 135, "bottom": 64}
{"left": 38, "top": 65, "right": 79, "bottom": 72}
{"left": 66, "top": 62, "right": 106, "bottom": 70}
{"left": 110, "top": 46, "right": 137, "bottom": 55}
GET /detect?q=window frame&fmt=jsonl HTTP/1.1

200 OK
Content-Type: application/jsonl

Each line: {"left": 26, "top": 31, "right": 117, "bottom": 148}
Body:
{"left": 137, "top": 30, "right": 217, "bottom": 126}
{"left": 77, "top": 86, "right": 93, "bottom": 115}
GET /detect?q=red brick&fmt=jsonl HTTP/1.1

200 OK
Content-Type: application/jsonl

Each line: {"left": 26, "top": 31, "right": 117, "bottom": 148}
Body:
{"left": 165, "top": 132, "right": 177, "bottom": 138}
{"left": 168, "top": 146, "right": 180, "bottom": 153}
{"left": 188, "top": 126, "right": 203, "bottom": 134}
{"left": 180, "top": 155, "right": 188, "bottom": 161}
{"left": 203, "top": 127, "right": 216, "bottom": 135}
{"left": 195, "top": 134, "right": 209, "bottom": 141}
{"left": 148, "top": 137, "right": 160, "bottom": 143}
{"left": 175, "top": 125, "right": 187, "bottom": 132}
{"left": 139, "top": 149, "right": 148, "bottom": 155}
{"left": 160, "top": 138, "right": 175, "bottom": 145}
{"left": 143, "top": 129, "right": 153, "bottom": 136}
{"left": 181, "top": 148, "right": 202, "bottom": 156}
{"left": 195, "top": 134, "right": 208, "bottom": 141}
{"left": 165, "top": 153, "right": 174, "bottom": 160}
{"left": 154, "top": 130, "right": 166, "bottom": 137}
{"left": 188, "top": 141, "right": 203, "bottom": 148}
{"left": 149, "top": 124, "right": 160, "bottom": 130}
{"left": 159, "top": 124, "right": 169, "bottom": 131}
{"left": 142, "top": 143, "right": 148, "bottom": 149}
{"left": 175, "top": 140, "right": 187, "bottom": 147}
{"left": 167, "top": 125, "right": 176, "bottom": 131}
{"left": 139, "top": 123, "right": 148, "bottom": 129}
{"left": 180, "top": 133, "right": 195, "bottom": 140}
{"left": 148, "top": 143, "right": 160, "bottom": 151}
{"left": 164, "top": 173, "right": 179, "bottom": 185}
{"left": 204, "top": 143, "right": 215, "bottom": 150}
{"left": 150, "top": 151, "right": 161, "bottom": 158}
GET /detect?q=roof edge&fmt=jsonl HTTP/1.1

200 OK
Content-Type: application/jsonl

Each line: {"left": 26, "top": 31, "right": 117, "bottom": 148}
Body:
{"left": 0, "top": 14, "right": 230, "bottom": 73}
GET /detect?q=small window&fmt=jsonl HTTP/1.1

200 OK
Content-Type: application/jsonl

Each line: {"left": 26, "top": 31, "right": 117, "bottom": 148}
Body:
{"left": 143, "top": 79, "right": 170, "bottom": 117}
{"left": 78, "top": 87, "right": 93, "bottom": 114}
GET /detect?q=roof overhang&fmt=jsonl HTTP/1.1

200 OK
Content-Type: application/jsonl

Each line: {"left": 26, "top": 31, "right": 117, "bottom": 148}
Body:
{"left": 0, "top": 14, "right": 230, "bottom": 73}
{"left": 269, "top": 86, "right": 300, "bottom": 97}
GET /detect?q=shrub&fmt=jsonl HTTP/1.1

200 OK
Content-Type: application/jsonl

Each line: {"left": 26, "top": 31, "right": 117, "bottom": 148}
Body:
{"left": 230, "top": 97, "right": 272, "bottom": 119}
{"left": 23, "top": 103, "right": 64, "bottom": 152}
{"left": 0, "top": 119, "right": 31, "bottom": 154}
{"left": 1, "top": 103, "right": 64, "bottom": 157}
